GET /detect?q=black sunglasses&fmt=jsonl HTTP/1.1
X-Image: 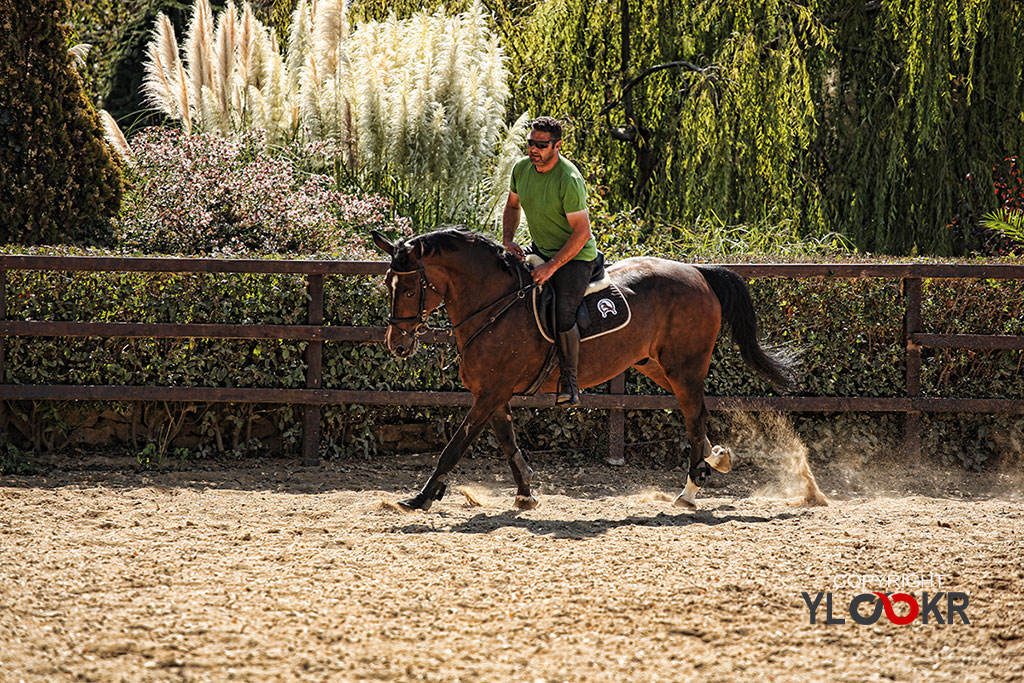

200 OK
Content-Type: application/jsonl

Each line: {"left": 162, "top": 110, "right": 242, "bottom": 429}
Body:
{"left": 526, "top": 138, "right": 559, "bottom": 149}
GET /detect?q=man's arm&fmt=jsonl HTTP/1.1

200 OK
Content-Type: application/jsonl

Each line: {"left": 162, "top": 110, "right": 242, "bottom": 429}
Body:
{"left": 531, "top": 210, "right": 591, "bottom": 285}
{"left": 502, "top": 191, "right": 525, "bottom": 260}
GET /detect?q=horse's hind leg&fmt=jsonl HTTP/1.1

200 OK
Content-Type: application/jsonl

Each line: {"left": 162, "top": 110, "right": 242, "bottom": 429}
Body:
{"left": 489, "top": 403, "right": 538, "bottom": 510}
{"left": 634, "top": 359, "right": 728, "bottom": 469}
{"left": 645, "top": 360, "right": 732, "bottom": 509}
{"left": 671, "top": 395, "right": 732, "bottom": 509}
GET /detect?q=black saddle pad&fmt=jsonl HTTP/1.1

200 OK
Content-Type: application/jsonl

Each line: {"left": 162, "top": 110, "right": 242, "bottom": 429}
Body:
{"left": 531, "top": 281, "right": 631, "bottom": 343}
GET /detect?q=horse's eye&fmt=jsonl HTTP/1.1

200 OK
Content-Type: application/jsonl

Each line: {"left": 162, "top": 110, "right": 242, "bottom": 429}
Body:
{"left": 405, "top": 291, "right": 414, "bottom": 297}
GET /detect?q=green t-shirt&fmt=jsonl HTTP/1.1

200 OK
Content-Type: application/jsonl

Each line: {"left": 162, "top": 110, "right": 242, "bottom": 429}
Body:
{"left": 510, "top": 156, "right": 597, "bottom": 262}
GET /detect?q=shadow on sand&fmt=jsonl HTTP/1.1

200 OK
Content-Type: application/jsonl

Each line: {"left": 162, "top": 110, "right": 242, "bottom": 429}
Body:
{"left": 392, "top": 507, "right": 798, "bottom": 539}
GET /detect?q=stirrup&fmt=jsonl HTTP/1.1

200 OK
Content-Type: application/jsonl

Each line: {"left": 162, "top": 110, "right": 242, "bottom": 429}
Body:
{"left": 556, "top": 378, "right": 580, "bottom": 406}
{"left": 556, "top": 392, "right": 579, "bottom": 406}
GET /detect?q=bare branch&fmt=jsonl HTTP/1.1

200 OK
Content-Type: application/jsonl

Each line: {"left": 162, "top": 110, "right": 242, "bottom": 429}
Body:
{"left": 598, "top": 61, "right": 721, "bottom": 117}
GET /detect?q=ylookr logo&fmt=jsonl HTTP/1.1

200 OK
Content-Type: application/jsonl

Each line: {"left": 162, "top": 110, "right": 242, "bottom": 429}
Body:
{"left": 802, "top": 591, "right": 970, "bottom": 625}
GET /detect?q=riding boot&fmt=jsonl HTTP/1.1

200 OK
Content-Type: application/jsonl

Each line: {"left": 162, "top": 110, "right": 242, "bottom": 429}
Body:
{"left": 556, "top": 324, "right": 581, "bottom": 406}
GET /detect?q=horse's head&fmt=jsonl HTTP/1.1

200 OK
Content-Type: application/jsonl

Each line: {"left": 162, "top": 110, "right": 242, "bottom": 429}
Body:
{"left": 372, "top": 230, "right": 445, "bottom": 359}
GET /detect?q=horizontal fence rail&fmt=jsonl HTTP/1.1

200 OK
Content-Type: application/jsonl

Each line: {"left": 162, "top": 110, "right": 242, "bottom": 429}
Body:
{"left": 1, "top": 255, "right": 1022, "bottom": 464}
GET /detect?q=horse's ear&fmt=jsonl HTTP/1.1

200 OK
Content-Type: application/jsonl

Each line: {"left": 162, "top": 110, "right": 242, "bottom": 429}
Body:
{"left": 370, "top": 230, "right": 394, "bottom": 256}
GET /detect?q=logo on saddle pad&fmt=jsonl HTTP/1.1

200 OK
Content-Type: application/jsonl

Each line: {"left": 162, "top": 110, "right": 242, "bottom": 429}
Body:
{"left": 532, "top": 284, "right": 631, "bottom": 343}
{"left": 597, "top": 298, "right": 617, "bottom": 318}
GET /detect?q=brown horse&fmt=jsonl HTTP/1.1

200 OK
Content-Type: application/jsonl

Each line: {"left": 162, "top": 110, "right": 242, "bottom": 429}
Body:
{"left": 371, "top": 227, "right": 797, "bottom": 511}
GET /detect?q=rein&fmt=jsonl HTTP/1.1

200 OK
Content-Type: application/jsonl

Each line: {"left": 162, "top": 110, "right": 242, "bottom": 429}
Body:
{"left": 388, "top": 262, "right": 535, "bottom": 357}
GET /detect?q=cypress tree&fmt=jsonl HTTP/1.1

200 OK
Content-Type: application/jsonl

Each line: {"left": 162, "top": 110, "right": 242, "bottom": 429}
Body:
{"left": 0, "top": 0, "right": 123, "bottom": 245}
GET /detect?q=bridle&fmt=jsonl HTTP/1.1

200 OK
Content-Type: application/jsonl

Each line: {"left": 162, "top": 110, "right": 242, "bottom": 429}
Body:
{"left": 387, "top": 263, "right": 441, "bottom": 333}
{"left": 387, "top": 260, "right": 535, "bottom": 353}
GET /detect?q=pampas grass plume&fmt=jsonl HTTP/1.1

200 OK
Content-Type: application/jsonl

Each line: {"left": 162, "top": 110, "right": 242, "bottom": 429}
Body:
{"left": 99, "top": 110, "right": 131, "bottom": 159}
{"left": 142, "top": 14, "right": 181, "bottom": 117}
{"left": 185, "top": 0, "right": 215, "bottom": 108}
{"left": 68, "top": 43, "right": 91, "bottom": 70}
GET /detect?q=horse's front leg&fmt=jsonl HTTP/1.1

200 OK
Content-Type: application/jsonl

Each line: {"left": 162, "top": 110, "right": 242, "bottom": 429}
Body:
{"left": 398, "top": 395, "right": 506, "bottom": 511}
{"left": 489, "top": 403, "right": 538, "bottom": 510}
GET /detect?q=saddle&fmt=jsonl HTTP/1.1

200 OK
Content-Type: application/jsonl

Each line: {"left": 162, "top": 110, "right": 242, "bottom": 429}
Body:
{"left": 525, "top": 254, "right": 632, "bottom": 343}
{"left": 517, "top": 254, "right": 632, "bottom": 398}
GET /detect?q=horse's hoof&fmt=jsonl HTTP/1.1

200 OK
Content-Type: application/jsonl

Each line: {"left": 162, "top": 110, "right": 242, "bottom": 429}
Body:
{"left": 673, "top": 493, "right": 697, "bottom": 509}
{"left": 674, "top": 476, "right": 699, "bottom": 509}
{"left": 397, "top": 495, "right": 432, "bottom": 511}
{"left": 514, "top": 495, "right": 539, "bottom": 510}
{"left": 706, "top": 445, "right": 732, "bottom": 473}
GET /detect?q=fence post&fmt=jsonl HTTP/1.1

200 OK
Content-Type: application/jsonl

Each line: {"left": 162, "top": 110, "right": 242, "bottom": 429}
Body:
{"left": 903, "top": 276, "right": 922, "bottom": 457}
{"left": 302, "top": 274, "right": 324, "bottom": 466}
{"left": 1, "top": 269, "right": 5, "bottom": 437}
{"left": 606, "top": 373, "right": 626, "bottom": 465}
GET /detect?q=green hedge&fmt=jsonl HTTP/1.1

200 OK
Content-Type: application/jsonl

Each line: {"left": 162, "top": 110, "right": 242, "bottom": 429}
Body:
{"left": 1, "top": 246, "right": 1022, "bottom": 469}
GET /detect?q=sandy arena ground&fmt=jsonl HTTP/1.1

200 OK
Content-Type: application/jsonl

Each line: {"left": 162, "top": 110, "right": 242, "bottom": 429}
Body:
{"left": 1, "top": 443, "right": 1023, "bottom": 682}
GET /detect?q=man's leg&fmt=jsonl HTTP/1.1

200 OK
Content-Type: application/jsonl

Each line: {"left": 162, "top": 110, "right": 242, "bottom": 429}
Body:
{"left": 551, "top": 260, "right": 592, "bottom": 405}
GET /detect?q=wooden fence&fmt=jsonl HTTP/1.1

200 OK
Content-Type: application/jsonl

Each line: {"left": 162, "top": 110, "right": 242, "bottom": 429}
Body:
{"left": 2, "top": 255, "right": 1023, "bottom": 465}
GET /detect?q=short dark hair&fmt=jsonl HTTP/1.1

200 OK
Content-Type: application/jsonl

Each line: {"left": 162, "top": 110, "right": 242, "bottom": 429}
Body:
{"left": 530, "top": 116, "right": 563, "bottom": 140}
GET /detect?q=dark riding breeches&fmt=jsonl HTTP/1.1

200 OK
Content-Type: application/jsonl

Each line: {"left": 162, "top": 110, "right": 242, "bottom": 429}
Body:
{"left": 549, "top": 258, "right": 599, "bottom": 333}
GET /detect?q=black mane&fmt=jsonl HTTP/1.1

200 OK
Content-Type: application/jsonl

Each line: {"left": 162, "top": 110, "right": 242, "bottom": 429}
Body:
{"left": 394, "top": 226, "right": 526, "bottom": 276}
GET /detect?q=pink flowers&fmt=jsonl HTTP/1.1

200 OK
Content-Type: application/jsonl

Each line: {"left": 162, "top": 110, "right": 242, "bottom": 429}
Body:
{"left": 115, "top": 128, "right": 409, "bottom": 257}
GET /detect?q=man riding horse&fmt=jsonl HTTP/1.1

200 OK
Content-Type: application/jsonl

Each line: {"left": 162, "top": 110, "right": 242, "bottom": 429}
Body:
{"left": 372, "top": 117, "right": 798, "bottom": 511}
{"left": 502, "top": 116, "right": 601, "bottom": 406}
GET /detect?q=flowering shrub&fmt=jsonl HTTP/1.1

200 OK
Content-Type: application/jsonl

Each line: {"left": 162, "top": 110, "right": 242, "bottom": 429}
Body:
{"left": 115, "top": 128, "right": 408, "bottom": 256}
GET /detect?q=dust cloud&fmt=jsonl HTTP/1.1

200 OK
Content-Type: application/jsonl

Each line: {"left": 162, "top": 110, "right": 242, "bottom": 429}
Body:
{"left": 722, "top": 411, "right": 828, "bottom": 507}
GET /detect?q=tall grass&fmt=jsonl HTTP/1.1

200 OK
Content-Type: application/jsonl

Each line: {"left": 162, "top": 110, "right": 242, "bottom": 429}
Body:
{"left": 141, "top": 0, "right": 521, "bottom": 230}
{"left": 592, "top": 207, "right": 856, "bottom": 262}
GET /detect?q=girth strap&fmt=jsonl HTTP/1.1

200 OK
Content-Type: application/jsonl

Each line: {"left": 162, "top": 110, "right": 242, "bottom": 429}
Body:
{"left": 518, "top": 343, "right": 560, "bottom": 397}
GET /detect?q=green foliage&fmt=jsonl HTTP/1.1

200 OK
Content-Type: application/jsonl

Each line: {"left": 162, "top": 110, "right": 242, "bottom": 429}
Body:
{"left": 0, "top": 442, "right": 40, "bottom": 476}
{"left": 500, "top": 0, "right": 1024, "bottom": 255}
{"left": 589, "top": 201, "right": 855, "bottom": 259}
{"left": 982, "top": 209, "right": 1024, "bottom": 250}
{"left": 266, "top": 0, "right": 298, "bottom": 45}
{"left": 821, "top": 1, "right": 1024, "bottom": 254}
{"left": 0, "top": 0, "right": 124, "bottom": 245}
{"left": 136, "top": 442, "right": 161, "bottom": 469}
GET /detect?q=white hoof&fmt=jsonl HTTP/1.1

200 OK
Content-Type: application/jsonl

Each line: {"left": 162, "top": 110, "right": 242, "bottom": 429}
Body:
{"left": 673, "top": 476, "right": 699, "bottom": 509}
{"left": 705, "top": 445, "right": 732, "bottom": 473}
{"left": 673, "top": 494, "right": 696, "bottom": 509}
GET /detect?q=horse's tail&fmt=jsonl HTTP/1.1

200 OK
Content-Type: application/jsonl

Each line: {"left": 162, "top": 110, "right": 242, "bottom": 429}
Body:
{"left": 696, "top": 265, "right": 800, "bottom": 392}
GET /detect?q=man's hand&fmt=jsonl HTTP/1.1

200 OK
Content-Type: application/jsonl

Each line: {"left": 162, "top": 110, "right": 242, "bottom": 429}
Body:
{"left": 504, "top": 240, "right": 525, "bottom": 260}
{"left": 531, "top": 261, "right": 558, "bottom": 285}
